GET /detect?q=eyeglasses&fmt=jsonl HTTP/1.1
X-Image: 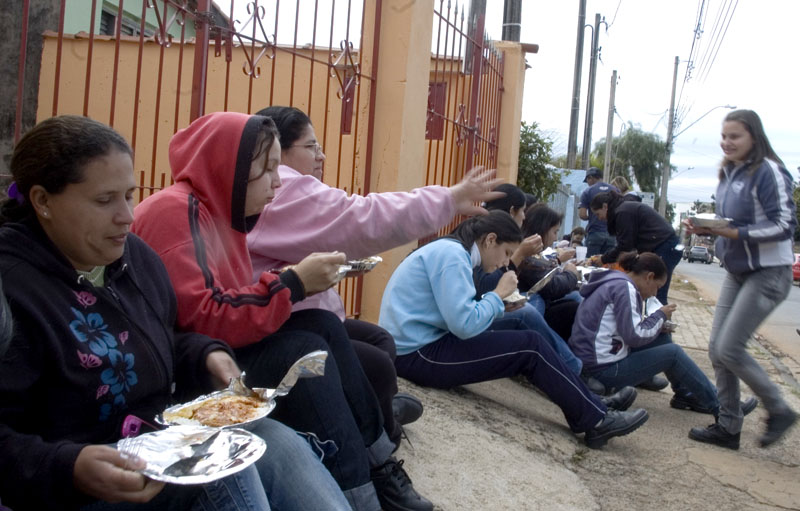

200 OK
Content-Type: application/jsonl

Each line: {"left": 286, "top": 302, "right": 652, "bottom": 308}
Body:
{"left": 291, "top": 142, "right": 323, "bottom": 154}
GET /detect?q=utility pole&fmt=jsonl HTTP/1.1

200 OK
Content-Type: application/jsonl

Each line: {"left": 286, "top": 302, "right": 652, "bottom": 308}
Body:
{"left": 658, "top": 56, "right": 680, "bottom": 218}
{"left": 580, "top": 13, "right": 602, "bottom": 170}
{"left": 603, "top": 70, "right": 617, "bottom": 182}
{"left": 566, "top": 0, "right": 587, "bottom": 170}
{"left": 502, "top": 0, "right": 522, "bottom": 41}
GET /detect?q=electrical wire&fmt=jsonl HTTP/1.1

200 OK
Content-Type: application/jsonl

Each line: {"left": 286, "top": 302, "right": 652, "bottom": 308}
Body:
{"left": 696, "top": 0, "right": 738, "bottom": 83}
{"left": 606, "top": 0, "right": 623, "bottom": 30}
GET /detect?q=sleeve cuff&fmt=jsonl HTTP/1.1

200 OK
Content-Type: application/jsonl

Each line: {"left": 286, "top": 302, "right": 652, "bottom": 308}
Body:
{"left": 279, "top": 270, "right": 306, "bottom": 303}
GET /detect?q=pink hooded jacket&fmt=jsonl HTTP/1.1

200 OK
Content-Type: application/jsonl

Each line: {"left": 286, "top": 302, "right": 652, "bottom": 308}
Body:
{"left": 246, "top": 165, "right": 456, "bottom": 319}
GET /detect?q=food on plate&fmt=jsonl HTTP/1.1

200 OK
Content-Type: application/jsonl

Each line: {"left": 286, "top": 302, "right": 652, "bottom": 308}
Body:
{"left": 503, "top": 290, "right": 527, "bottom": 304}
{"left": 165, "top": 395, "right": 267, "bottom": 427}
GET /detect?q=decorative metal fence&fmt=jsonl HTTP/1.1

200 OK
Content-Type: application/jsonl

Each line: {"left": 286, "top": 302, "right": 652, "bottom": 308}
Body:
{"left": 422, "top": 0, "right": 504, "bottom": 239}
{"left": 11, "top": 0, "right": 382, "bottom": 318}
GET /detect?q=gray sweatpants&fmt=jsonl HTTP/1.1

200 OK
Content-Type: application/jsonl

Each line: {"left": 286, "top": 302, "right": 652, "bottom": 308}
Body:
{"left": 709, "top": 265, "right": 793, "bottom": 434}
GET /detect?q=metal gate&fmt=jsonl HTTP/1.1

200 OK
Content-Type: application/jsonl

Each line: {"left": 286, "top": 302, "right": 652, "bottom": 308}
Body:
{"left": 423, "top": 0, "right": 504, "bottom": 239}
{"left": 10, "top": 0, "right": 383, "bottom": 318}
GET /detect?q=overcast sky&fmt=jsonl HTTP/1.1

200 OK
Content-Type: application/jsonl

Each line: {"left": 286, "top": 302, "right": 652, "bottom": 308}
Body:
{"left": 482, "top": 0, "right": 800, "bottom": 203}
{"left": 229, "top": 1, "right": 799, "bottom": 204}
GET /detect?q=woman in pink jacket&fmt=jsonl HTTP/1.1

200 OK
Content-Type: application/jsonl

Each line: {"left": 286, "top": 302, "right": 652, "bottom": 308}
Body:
{"left": 247, "top": 106, "right": 502, "bottom": 447}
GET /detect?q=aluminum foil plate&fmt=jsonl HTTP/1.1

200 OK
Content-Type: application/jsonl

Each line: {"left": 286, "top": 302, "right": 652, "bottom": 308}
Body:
{"left": 347, "top": 256, "right": 382, "bottom": 272}
{"left": 502, "top": 289, "right": 527, "bottom": 305}
{"left": 527, "top": 267, "right": 559, "bottom": 294}
{"left": 157, "top": 390, "right": 276, "bottom": 430}
{"left": 691, "top": 214, "right": 731, "bottom": 229}
{"left": 117, "top": 425, "right": 266, "bottom": 485}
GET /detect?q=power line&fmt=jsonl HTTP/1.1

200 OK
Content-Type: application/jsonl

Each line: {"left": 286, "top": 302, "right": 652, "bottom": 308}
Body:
{"left": 697, "top": 0, "right": 738, "bottom": 83}
{"left": 606, "top": 0, "right": 623, "bottom": 30}
{"left": 675, "top": 0, "right": 706, "bottom": 117}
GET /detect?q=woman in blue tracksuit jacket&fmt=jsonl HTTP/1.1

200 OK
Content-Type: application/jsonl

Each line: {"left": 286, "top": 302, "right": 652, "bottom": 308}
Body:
{"left": 686, "top": 109, "right": 797, "bottom": 450}
{"left": 379, "top": 211, "right": 650, "bottom": 449}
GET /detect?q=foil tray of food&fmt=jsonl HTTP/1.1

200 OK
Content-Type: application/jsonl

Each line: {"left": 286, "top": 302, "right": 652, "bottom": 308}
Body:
{"left": 158, "top": 351, "right": 328, "bottom": 429}
{"left": 347, "top": 256, "right": 383, "bottom": 272}
{"left": 117, "top": 425, "right": 266, "bottom": 485}
{"left": 690, "top": 214, "right": 732, "bottom": 229}
{"left": 502, "top": 289, "right": 527, "bottom": 305}
{"left": 341, "top": 256, "right": 383, "bottom": 278}
{"left": 158, "top": 391, "right": 275, "bottom": 429}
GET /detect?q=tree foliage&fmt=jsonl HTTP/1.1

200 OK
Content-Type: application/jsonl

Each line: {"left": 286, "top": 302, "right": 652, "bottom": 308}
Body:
{"left": 593, "top": 122, "right": 669, "bottom": 195}
{"left": 548, "top": 153, "right": 604, "bottom": 171}
{"left": 793, "top": 185, "right": 800, "bottom": 242}
{"left": 516, "top": 122, "right": 560, "bottom": 200}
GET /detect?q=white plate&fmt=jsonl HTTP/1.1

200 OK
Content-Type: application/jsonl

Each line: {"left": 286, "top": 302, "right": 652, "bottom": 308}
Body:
{"left": 691, "top": 215, "right": 731, "bottom": 229}
{"left": 117, "top": 426, "right": 266, "bottom": 485}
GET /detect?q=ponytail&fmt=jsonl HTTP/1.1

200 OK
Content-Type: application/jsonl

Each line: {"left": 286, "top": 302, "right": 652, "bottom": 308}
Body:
{"left": 618, "top": 251, "right": 667, "bottom": 278}
{"left": 447, "top": 210, "right": 522, "bottom": 250}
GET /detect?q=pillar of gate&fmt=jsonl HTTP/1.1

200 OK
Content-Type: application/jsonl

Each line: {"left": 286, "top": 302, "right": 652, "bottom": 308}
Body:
{"left": 493, "top": 41, "right": 529, "bottom": 184}
{"left": 357, "top": 0, "right": 435, "bottom": 323}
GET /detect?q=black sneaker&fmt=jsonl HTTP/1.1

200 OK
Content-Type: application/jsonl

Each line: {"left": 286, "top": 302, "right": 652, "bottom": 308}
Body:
{"left": 392, "top": 393, "right": 424, "bottom": 426}
{"left": 600, "top": 386, "right": 637, "bottom": 411}
{"left": 759, "top": 408, "right": 797, "bottom": 448}
{"left": 671, "top": 395, "right": 758, "bottom": 416}
{"left": 636, "top": 374, "right": 669, "bottom": 392}
{"left": 688, "top": 423, "right": 740, "bottom": 450}
{"left": 584, "top": 408, "right": 649, "bottom": 449}
{"left": 371, "top": 456, "right": 433, "bottom": 511}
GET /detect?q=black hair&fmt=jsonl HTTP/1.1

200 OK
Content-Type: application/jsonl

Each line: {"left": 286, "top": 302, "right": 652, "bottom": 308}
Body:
{"left": 255, "top": 106, "right": 312, "bottom": 150}
{"left": 589, "top": 190, "right": 622, "bottom": 211}
{"left": 522, "top": 203, "right": 563, "bottom": 238}
{"left": 1, "top": 115, "right": 133, "bottom": 227}
{"left": 618, "top": 251, "right": 667, "bottom": 279}
{"left": 485, "top": 184, "right": 526, "bottom": 214}
{"left": 720, "top": 109, "right": 784, "bottom": 176}
{"left": 447, "top": 210, "right": 523, "bottom": 251}
{"left": 524, "top": 193, "right": 538, "bottom": 209}
{"left": 249, "top": 116, "right": 281, "bottom": 173}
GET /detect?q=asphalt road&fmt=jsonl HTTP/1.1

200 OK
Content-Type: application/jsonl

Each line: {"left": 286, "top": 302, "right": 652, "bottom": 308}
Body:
{"left": 673, "top": 258, "right": 800, "bottom": 372}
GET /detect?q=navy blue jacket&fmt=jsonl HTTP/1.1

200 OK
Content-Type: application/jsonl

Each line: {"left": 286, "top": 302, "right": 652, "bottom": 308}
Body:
{"left": 715, "top": 159, "right": 796, "bottom": 273}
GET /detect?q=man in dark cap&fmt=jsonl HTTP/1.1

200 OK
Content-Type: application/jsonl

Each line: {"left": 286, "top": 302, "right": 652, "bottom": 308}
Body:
{"left": 579, "top": 167, "right": 618, "bottom": 257}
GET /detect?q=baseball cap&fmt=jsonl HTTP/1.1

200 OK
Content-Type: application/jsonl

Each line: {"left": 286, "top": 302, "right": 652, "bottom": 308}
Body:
{"left": 583, "top": 167, "right": 602, "bottom": 182}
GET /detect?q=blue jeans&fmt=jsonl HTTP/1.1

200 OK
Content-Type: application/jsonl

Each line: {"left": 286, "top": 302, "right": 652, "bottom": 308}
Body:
{"left": 710, "top": 266, "right": 792, "bottom": 434}
{"left": 499, "top": 303, "right": 583, "bottom": 375}
{"left": 652, "top": 235, "right": 682, "bottom": 304}
{"left": 249, "top": 419, "right": 351, "bottom": 511}
{"left": 528, "top": 291, "right": 582, "bottom": 316}
{"left": 79, "top": 466, "right": 271, "bottom": 511}
{"left": 394, "top": 326, "right": 605, "bottom": 433}
{"left": 585, "top": 230, "right": 616, "bottom": 257}
{"left": 236, "top": 309, "right": 389, "bottom": 511}
{"left": 588, "top": 333, "right": 718, "bottom": 413}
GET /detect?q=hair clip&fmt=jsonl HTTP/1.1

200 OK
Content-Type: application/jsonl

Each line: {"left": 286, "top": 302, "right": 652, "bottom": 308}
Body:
{"left": 6, "top": 182, "right": 24, "bottom": 204}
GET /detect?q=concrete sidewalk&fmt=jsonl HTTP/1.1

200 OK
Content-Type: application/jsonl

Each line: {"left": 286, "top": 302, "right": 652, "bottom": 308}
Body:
{"left": 393, "top": 273, "right": 800, "bottom": 511}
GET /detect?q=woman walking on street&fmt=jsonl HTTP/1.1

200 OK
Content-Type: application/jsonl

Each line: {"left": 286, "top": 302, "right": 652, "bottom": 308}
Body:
{"left": 686, "top": 109, "right": 797, "bottom": 449}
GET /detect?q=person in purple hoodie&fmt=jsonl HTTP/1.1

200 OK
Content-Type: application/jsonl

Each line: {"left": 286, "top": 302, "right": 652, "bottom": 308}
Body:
{"left": 570, "top": 252, "right": 757, "bottom": 421}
